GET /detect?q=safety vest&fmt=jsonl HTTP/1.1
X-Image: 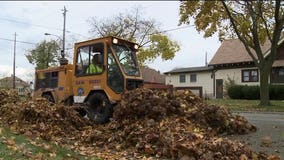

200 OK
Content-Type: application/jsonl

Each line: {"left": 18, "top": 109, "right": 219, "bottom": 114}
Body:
{"left": 86, "top": 64, "right": 102, "bottom": 74}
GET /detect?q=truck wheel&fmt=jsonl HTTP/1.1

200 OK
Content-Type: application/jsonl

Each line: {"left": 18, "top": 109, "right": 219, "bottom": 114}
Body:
{"left": 64, "top": 97, "right": 73, "bottom": 106}
{"left": 42, "top": 93, "right": 55, "bottom": 103}
{"left": 86, "top": 93, "right": 113, "bottom": 124}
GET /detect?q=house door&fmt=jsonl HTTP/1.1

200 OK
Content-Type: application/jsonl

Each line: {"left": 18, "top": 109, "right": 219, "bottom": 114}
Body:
{"left": 216, "top": 79, "right": 223, "bottom": 99}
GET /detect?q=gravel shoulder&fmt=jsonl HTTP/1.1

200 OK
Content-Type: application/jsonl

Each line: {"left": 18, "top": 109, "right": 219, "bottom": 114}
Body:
{"left": 225, "top": 112, "right": 284, "bottom": 158}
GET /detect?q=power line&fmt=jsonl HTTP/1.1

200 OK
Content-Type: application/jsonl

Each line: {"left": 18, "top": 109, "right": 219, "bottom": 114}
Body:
{"left": 149, "top": 25, "right": 195, "bottom": 36}
{"left": 0, "top": 17, "right": 63, "bottom": 32}
{"left": 0, "top": 37, "right": 36, "bottom": 45}
{"left": 135, "top": 25, "right": 194, "bottom": 39}
{"left": 70, "top": 32, "right": 89, "bottom": 39}
{"left": 0, "top": 17, "right": 193, "bottom": 44}
{"left": 0, "top": 25, "right": 193, "bottom": 46}
{"left": 0, "top": 17, "right": 88, "bottom": 38}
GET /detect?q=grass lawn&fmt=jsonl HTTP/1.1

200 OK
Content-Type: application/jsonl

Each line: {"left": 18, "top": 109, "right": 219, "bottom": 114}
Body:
{"left": 204, "top": 99, "right": 284, "bottom": 112}
{"left": 0, "top": 127, "right": 99, "bottom": 160}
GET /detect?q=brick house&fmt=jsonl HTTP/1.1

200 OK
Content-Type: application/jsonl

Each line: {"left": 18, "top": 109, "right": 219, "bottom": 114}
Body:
{"left": 141, "top": 66, "right": 172, "bottom": 89}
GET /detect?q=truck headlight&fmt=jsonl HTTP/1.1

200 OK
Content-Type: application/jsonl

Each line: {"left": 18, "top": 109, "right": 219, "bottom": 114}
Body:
{"left": 134, "top": 44, "right": 139, "bottom": 49}
{"left": 113, "top": 38, "right": 118, "bottom": 44}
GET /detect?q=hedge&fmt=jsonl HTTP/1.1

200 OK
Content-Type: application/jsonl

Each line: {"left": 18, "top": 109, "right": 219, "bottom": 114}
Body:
{"left": 269, "top": 85, "right": 284, "bottom": 100}
{"left": 227, "top": 85, "right": 244, "bottom": 99}
{"left": 227, "top": 85, "right": 284, "bottom": 100}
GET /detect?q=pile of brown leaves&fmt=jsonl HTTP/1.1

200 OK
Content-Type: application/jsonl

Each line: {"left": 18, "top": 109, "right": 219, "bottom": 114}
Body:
{"left": 0, "top": 99, "right": 91, "bottom": 146}
{"left": 77, "top": 88, "right": 261, "bottom": 159}
{"left": 187, "top": 104, "right": 257, "bottom": 135}
{"left": 0, "top": 88, "right": 274, "bottom": 159}
{"left": 114, "top": 88, "right": 256, "bottom": 135}
{"left": 0, "top": 89, "right": 19, "bottom": 105}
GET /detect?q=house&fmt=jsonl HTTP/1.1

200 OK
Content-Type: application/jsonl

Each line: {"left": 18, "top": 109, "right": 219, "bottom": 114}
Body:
{"left": 141, "top": 66, "right": 172, "bottom": 89}
{"left": 164, "top": 66, "right": 213, "bottom": 98}
{"left": 0, "top": 76, "right": 30, "bottom": 95}
{"left": 210, "top": 39, "right": 284, "bottom": 98}
{"left": 165, "top": 38, "right": 284, "bottom": 99}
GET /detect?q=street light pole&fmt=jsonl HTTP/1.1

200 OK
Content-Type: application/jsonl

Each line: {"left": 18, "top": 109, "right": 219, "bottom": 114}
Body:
{"left": 44, "top": 33, "right": 61, "bottom": 40}
{"left": 13, "top": 32, "right": 17, "bottom": 89}
{"left": 60, "top": 6, "right": 68, "bottom": 65}
{"left": 62, "top": 6, "right": 67, "bottom": 58}
{"left": 44, "top": 6, "right": 68, "bottom": 66}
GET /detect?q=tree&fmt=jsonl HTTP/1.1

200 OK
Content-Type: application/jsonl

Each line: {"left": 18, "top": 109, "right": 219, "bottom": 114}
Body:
{"left": 179, "top": 1, "right": 284, "bottom": 106}
{"left": 25, "top": 40, "right": 60, "bottom": 70}
{"left": 88, "top": 7, "right": 180, "bottom": 64}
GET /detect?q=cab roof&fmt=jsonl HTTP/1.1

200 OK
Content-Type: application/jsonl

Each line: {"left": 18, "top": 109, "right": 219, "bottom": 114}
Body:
{"left": 74, "top": 36, "right": 138, "bottom": 46}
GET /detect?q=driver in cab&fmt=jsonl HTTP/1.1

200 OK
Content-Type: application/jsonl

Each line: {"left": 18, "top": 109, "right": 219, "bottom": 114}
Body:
{"left": 86, "top": 54, "right": 102, "bottom": 74}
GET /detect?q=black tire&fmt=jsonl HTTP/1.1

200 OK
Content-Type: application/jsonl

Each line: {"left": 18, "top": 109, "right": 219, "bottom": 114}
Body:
{"left": 64, "top": 97, "right": 87, "bottom": 117}
{"left": 42, "top": 93, "right": 55, "bottom": 103}
{"left": 64, "top": 97, "right": 74, "bottom": 106}
{"left": 86, "top": 93, "right": 113, "bottom": 124}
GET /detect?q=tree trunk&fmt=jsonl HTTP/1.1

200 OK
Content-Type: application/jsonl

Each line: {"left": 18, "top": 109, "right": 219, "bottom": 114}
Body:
{"left": 259, "top": 65, "right": 271, "bottom": 106}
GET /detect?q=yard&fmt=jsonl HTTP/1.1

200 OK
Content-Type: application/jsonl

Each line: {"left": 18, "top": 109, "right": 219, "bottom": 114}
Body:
{"left": 205, "top": 99, "right": 284, "bottom": 112}
{"left": 0, "top": 127, "right": 96, "bottom": 160}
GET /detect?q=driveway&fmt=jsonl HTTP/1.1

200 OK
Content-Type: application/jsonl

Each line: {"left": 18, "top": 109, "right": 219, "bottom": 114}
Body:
{"left": 226, "top": 112, "right": 284, "bottom": 158}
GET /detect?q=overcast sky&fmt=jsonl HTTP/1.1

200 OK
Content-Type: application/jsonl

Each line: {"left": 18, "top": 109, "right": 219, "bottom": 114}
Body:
{"left": 0, "top": 1, "right": 221, "bottom": 82}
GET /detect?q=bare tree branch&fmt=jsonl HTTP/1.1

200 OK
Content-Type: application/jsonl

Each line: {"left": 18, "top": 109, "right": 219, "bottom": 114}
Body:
{"left": 245, "top": 1, "right": 264, "bottom": 63}
{"left": 140, "top": 39, "right": 152, "bottom": 47}
{"left": 138, "top": 22, "right": 155, "bottom": 46}
{"left": 267, "top": 0, "right": 284, "bottom": 63}
{"left": 222, "top": 1, "right": 259, "bottom": 65}
{"left": 258, "top": 2, "right": 272, "bottom": 42}
{"left": 129, "top": 8, "right": 139, "bottom": 40}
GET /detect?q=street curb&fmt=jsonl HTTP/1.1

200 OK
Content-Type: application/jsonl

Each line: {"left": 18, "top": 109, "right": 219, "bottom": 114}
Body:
{"left": 232, "top": 111, "right": 284, "bottom": 115}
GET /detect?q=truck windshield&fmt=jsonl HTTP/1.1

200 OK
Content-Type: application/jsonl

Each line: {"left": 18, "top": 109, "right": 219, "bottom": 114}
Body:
{"left": 112, "top": 44, "right": 140, "bottom": 76}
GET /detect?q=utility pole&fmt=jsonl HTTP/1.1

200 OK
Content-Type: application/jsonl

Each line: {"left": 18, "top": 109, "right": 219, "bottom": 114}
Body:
{"left": 205, "top": 52, "right": 208, "bottom": 66}
{"left": 62, "top": 6, "right": 67, "bottom": 57}
{"left": 60, "top": 6, "right": 68, "bottom": 65}
{"left": 13, "top": 32, "right": 17, "bottom": 89}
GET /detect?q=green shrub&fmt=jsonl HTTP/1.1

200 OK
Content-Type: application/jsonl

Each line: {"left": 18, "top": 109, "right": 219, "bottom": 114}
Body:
{"left": 228, "top": 85, "right": 284, "bottom": 100}
{"left": 242, "top": 85, "right": 260, "bottom": 100}
{"left": 228, "top": 85, "right": 243, "bottom": 99}
{"left": 241, "top": 85, "right": 249, "bottom": 99}
{"left": 270, "top": 85, "right": 284, "bottom": 100}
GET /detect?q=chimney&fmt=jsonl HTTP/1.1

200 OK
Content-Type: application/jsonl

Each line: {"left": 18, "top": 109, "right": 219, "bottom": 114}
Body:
{"left": 205, "top": 52, "right": 208, "bottom": 66}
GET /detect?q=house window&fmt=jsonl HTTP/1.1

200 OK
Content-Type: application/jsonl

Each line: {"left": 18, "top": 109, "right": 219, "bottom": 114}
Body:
{"left": 242, "top": 69, "right": 258, "bottom": 82}
{"left": 271, "top": 67, "right": 284, "bottom": 83}
{"left": 190, "top": 74, "right": 197, "bottom": 82}
{"left": 18, "top": 87, "right": 24, "bottom": 93}
{"left": 179, "top": 74, "right": 186, "bottom": 83}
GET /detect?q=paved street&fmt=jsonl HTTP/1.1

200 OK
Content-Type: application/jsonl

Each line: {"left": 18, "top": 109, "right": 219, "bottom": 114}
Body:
{"left": 226, "top": 112, "right": 284, "bottom": 158}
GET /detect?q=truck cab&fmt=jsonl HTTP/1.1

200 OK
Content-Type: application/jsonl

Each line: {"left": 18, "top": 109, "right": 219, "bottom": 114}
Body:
{"left": 73, "top": 36, "right": 143, "bottom": 104}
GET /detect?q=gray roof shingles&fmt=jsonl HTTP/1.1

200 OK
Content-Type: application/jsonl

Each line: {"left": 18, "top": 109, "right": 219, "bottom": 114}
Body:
{"left": 164, "top": 66, "right": 213, "bottom": 74}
